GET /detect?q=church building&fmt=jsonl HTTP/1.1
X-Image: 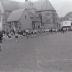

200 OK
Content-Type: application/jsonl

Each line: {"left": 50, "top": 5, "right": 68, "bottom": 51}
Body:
{"left": 0, "top": 0, "right": 58, "bottom": 32}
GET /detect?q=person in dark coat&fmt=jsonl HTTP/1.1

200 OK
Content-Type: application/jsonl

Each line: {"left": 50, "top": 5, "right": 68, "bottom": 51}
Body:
{"left": 0, "top": 31, "right": 3, "bottom": 51}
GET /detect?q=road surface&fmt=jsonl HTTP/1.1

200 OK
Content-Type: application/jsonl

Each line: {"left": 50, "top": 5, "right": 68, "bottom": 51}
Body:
{"left": 0, "top": 32, "right": 72, "bottom": 72}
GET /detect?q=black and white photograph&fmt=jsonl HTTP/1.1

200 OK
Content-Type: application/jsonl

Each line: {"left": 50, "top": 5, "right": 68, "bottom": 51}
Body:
{"left": 0, "top": 0, "right": 72, "bottom": 72}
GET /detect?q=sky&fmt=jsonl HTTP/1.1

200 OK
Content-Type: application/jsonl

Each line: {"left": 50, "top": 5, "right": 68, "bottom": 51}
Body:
{"left": 11, "top": 0, "right": 72, "bottom": 17}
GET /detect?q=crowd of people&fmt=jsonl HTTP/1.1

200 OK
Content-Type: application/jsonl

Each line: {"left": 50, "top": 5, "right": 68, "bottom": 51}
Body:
{"left": 2, "top": 27, "right": 70, "bottom": 40}
{"left": 0, "top": 27, "right": 70, "bottom": 51}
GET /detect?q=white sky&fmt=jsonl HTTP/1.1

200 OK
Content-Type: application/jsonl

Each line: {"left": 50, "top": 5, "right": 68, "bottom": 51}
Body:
{"left": 12, "top": 0, "right": 38, "bottom": 2}
{"left": 11, "top": 0, "right": 72, "bottom": 17}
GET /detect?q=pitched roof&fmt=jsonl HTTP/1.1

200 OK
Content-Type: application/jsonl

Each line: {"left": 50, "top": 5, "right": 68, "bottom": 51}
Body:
{"left": 7, "top": 9, "right": 24, "bottom": 22}
{"left": 34, "top": 0, "right": 55, "bottom": 11}
{"left": 65, "top": 12, "right": 72, "bottom": 18}
{"left": 18, "top": 0, "right": 55, "bottom": 11}
{"left": 7, "top": 9, "right": 39, "bottom": 22}
{"left": 63, "top": 12, "right": 72, "bottom": 21}
{"left": 0, "top": 0, "right": 55, "bottom": 12}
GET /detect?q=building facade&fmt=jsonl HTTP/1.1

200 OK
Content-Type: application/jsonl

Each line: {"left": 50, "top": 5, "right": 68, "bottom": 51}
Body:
{"left": 0, "top": 0, "right": 58, "bottom": 32}
{"left": 34, "top": 0, "right": 58, "bottom": 29}
{"left": 7, "top": 9, "right": 41, "bottom": 33}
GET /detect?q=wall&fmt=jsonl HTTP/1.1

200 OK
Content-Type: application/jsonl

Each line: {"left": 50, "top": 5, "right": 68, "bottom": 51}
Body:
{"left": 37, "top": 10, "right": 58, "bottom": 29}
{"left": 20, "top": 10, "right": 32, "bottom": 30}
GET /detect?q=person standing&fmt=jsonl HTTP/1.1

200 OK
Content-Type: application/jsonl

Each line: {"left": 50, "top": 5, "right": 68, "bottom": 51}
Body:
{"left": 0, "top": 31, "right": 3, "bottom": 51}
